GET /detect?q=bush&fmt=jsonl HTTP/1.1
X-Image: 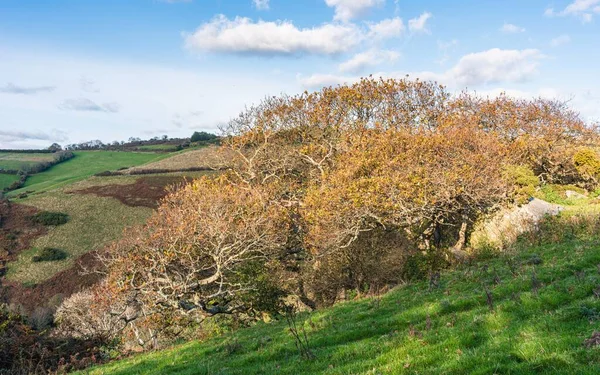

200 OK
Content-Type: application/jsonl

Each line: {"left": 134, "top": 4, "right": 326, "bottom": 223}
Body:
{"left": 191, "top": 131, "right": 218, "bottom": 143}
{"left": 573, "top": 148, "right": 600, "bottom": 185}
{"left": 32, "top": 247, "right": 68, "bottom": 262}
{"left": 504, "top": 165, "right": 540, "bottom": 203}
{"left": 30, "top": 211, "right": 69, "bottom": 226}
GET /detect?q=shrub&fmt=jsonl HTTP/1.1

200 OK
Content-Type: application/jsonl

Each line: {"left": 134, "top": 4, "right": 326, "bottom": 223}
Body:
{"left": 32, "top": 247, "right": 68, "bottom": 262}
{"left": 30, "top": 211, "right": 69, "bottom": 226}
{"left": 504, "top": 165, "right": 539, "bottom": 203}
{"left": 573, "top": 148, "right": 600, "bottom": 185}
{"left": 191, "top": 131, "right": 218, "bottom": 143}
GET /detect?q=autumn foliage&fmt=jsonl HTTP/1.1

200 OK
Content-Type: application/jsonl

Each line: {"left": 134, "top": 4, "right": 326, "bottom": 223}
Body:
{"left": 60, "top": 77, "right": 599, "bottom": 348}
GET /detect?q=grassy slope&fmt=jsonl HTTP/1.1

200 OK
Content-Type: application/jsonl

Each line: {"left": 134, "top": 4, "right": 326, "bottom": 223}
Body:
{"left": 0, "top": 174, "right": 19, "bottom": 190}
{"left": 7, "top": 151, "right": 169, "bottom": 196}
{"left": 5, "top": 190, "right": 153, "bottom": 284}
{"left": 83, "top": 206, "right": 600, "bottom": 375}
{"left": 0, "top": 152, "right": 56, "bottom": 170}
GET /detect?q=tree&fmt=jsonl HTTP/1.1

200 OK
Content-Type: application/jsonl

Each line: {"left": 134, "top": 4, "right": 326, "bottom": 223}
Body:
{"left": 191, "top": 131, "right": 217, "bottom": 142}
{"left": 99, "top": 175, "right": 287, "bottom": 337}
{"left": 70, "top": 77, "right": 598, "bottom": 347}
{"left": 48, "top": 143, "right": 62, "bottom": 151}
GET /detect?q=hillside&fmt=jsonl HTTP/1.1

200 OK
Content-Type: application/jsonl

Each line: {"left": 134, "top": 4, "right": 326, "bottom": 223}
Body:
{"left": 7, "top": 151, "right": 170, "bottom": 197}
{"left": 81, "top": 205, "right": 600, "bottom": 375}
{"left": 0, "top": 147, "right": 217, "bottom": 312}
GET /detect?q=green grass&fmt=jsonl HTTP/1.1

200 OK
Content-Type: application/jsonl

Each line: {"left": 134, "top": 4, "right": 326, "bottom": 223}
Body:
{"left": 7, "top": 151, "right": 170, "bottom": 196}
{"left": 81, "top": 206, "right": 600, "bottom": 375}
{"left": 0, "top": 173, "right": 19, "bottom": 190}
{"left": 0, "top": 152, "right": 56, "bottom": 171}
{"left": 5, "top": 190, "right": 153, "bottom": 284}
{"left": 137, "top": 144, "right": 179, "bottom": 151}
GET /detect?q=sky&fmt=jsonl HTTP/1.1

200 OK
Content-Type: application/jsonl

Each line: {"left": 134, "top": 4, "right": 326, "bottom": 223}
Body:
{"left": 0, "top": 0, "right": 599, "bottom": 149}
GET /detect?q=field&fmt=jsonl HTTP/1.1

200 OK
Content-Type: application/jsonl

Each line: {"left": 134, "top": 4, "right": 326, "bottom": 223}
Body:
{"left": 82, "top": 204, "right": 600, "bottom": 375}
{"left": 123, "top": 146, "right": 229, "bottom": 173}
{"left": 0, "top": 174, "right": 19, "bottom": 190}
{"left": 137, "top": 144, "right": 180, "bottom": 151}
{"left": 0, "top": 152, "right": 56, "bottom": 170}
{"left": 7, "top": 151, "right": 169, "bottom": 196}
{"left": 5, "top": 190, "right": 154, "bottom": 285}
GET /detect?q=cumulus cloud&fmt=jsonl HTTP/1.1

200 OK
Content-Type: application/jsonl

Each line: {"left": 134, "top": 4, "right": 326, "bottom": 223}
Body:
{"left": 339, "top": 49, "right": 400, "bottom": 73}
{"left": 545, "top": 0, "right": 600, "bottom": 23}
{"left": 500, "top": 23, "right": 526, "bottom": 33}
{"left": 253, "top": 0, "right": 269, "bottom": 10}
{"left": 184, "top": 14, "right": 407, "bottom": 56}
{"left": 550, "top": 34, "right": 571, "bottom": 47}
{"left": 449, "top": 48, "right": 544, "bottom": 86}
{"left": 0, "top": 82, "right": 55, "bottom": 95}
{"left": 297, "top": 73, "right": 356, "bottom": 88}
{"left": 59, "top": 98, "right": 120, "bottom": 113}
{"left": 184, "top": 15, "right": 363, "bottom": 55}
{"left": 368, "top": 17, "right": 405, "bottom": 38}
{"left": 0, "top": 129, "right": 68, "bottom": 142}
{"left": 408, "top": 12, "right": 432, "bottom": 33}
{"left": 325, "top": 0, "right": 385, "bottom": 22}
{"left": 301, "top": 48, "right": 545, "bottom": 89}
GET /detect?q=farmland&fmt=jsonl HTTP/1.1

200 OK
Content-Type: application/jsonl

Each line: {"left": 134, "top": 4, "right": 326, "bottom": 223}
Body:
{"left": 0, "top": 152, "right": 56, "bottom": 171}
{"left": 1, "top": 147, "right": 215, "bottom": 311}
{"left": 7, "top": 151, "right": 170, "bottom": 196}
{"left": 0, "top": 174, "right": 19, "bottom": 190}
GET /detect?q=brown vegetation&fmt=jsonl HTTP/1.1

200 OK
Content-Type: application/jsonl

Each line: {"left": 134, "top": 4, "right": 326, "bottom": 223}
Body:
{"left": 57, "top": 78, "right": 600, "bottom": 352}
{"left": 72, "top": 176, "right": 191, "bottom": 208}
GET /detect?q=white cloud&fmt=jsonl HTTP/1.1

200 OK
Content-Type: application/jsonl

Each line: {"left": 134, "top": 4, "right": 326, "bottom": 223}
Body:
{"left": 550, "top": 34, "right": 571, "bottom": 47}
{"left": 58, "top": 98, "right": 120, "bottom": 113}
{"left": 297, "top": 73, "right": 357, "bottom": 88}
{"left": 544, "top": 0, "right": 600, "bottom": 23}
{"left": 338, "top": 49, "right": 400, "bottom": 73}
{"left": 408, "top": 12, "right": 432, "bottom": 33}
{"left": 500, "top": 23, "right": 526, "bottom": 33}
{"left": 0, "top": 83, "right": 55, "bottom": 95}
{"left": 184, "top": 15, "right": 364, "bottom": 55}
{"left": 0, "top": 129, "right": 68, "bottom": 143}
{"left": 325, "top": 0, "right": 385, "bottom": 22}
{"left": 301, "top": 48, "right": 545, "bottom": 89}
{"left": 449, "top": 48, "right": 544, "bottom": 86}
{"left": 368, "top": 17, "right": 405, "bottom": 39}
{"left": 253, "top": 0, "right": 269, "bottom": 10}
{"left": 184, "top": 15, "right": 407, "bottom": 56}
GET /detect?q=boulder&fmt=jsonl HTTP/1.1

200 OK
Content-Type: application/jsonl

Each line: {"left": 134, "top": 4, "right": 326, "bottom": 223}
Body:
{"left": 470, "top": 198, "right": 563, "bottom": 251}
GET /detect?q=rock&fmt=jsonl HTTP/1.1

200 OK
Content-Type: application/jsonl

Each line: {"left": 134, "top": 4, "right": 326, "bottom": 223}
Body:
{"left": 565, "top": 190, "right": 587, "bottom": 199}
{"left": 470, "top": 198, "right": 563, "bottom": 251}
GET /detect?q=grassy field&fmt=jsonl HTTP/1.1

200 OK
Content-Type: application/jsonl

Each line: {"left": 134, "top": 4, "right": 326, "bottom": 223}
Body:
{"left": 137, "top": 144, "right": 180, "bottom": 151}
{"left": 5, "top": 189, "right": 154, "bottom": 285}
{"left": 7, "top": 151, "right": 169, "bottom": 196}
{"left": 0, "top": 152, "right": 56, "bottom": 170}
{"left": 80, "top": 204, "right": 600, "bottom": 375}
{"left": 0, "top": 173, "right": 19, "bottom": 190}
{"left": 124, "top": 146, "right": 229, "bottom": 173}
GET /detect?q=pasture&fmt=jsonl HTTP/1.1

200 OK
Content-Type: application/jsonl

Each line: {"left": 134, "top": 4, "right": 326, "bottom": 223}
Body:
{"left": 0, "top": 152, "right": 56, "bottom": 171}
{"left": 7, "top": 151, "right": 170, "bottom": 196}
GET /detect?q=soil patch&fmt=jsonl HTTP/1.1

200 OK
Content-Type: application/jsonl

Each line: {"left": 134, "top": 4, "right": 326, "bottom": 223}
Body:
{"left": 0, "top": 251, "right": 102, "bottom": 312}
{"left": 0, "top": 200, "right": 47, "bottom": 271}
{"left": 71, "top": 176, "right": 189, "bottom": 208}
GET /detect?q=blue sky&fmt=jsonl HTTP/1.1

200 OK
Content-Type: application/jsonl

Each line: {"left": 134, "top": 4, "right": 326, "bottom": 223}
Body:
{"left": 0, "top": 0, "right": 599, "bottom": 148}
